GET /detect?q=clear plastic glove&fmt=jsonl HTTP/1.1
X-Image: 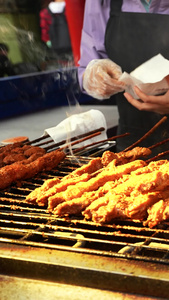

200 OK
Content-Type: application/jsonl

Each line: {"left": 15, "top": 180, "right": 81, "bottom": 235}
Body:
{"left": 83, "top": 59, "right": 125, "bottom": 100}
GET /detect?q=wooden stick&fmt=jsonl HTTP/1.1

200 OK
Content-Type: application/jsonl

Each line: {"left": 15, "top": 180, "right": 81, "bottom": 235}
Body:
{"left": 146, "top": 150, "right": 169, "bottom": 163}
{"left": 60, "top": 131, "right": 102, "bottom": 151}
{"left": 123, "top": 116, "right": 167, "bottom": 152}
{"left": 149, "top": 137, "right": 169, "bottom": 150}
{"left": 44, "top": 127, "right": 105, "bottom": 151}
{"left": 73, "top": 132, "right": 130, "bottom": 155}
{"left": 25, "top": 134, "right": 50, "bottom": 145}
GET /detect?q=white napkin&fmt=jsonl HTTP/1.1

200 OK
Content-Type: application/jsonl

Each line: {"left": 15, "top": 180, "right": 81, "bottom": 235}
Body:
{"left": 120, "top": 54, "right": 169, "bottom": 99}
{"left": 44, "top": 109, "right": 107, "bottom": 148}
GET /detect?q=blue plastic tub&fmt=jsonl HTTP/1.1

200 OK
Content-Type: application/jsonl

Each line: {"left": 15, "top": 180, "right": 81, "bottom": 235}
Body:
{"left": 0, "top": 67, "right": 92, "bottom": 120}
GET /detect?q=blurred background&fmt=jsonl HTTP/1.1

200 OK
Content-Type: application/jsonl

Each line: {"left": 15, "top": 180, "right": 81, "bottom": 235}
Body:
{"left": 0, "top": 0, "right": 95, "bottom": 121}
{"left": 0, "top": 0, "right": 86, "bottom": 74}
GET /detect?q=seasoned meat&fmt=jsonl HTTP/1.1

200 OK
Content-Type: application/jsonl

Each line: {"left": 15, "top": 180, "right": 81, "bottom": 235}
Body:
{"left": 28, "top": 158, "right": 103, "bottom": 207}
{"left": 91, "top": 193, "right": 126, "bottom": 223}
{"left": 0, "top": 149, "right": 65, "bottom": 190}
{"left": 54, "top": 191, "right": 98, "bottom": 216}
{"left": 24, "top": 146, "right": 46, "bottom": 157}
{"left": 24, "top": 144, "right": 169, "bottom": 228}
{"left": 26, "top": 177, "right": 61, "bottom": 204}
{"left": 65, "top": 157, "right": 103, "bottom": 178}
{"left": 48, "top": 160, "right": 145, "bottom": 211}
{"left": 144, "top": 198, "right": 169, "bottom": 228}
{"left": 101, "top": 147, "right": 152, "bottom": 166}
{"left": 47, "top": 173, "right": 91, "bottom": 209}
{"left": 3, "top": 154, "right": 26, "bottom": 165}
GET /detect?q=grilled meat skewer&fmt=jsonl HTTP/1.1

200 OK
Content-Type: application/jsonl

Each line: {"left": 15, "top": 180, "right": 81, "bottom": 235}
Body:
{"left": 0, "top": 149, "right": 65, "bottom": 190}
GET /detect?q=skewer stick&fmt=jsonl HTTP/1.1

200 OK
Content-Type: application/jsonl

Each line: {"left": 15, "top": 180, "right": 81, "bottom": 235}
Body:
{"left": 24, "top": 134, "right": 50, "bottom": 144}
{"left": 44, "top": 127, "right": 105, "bottom": 151}
{"left": 146, "top": 150, "right": 169, "bottom": 163}
{"left": 123, "top": 116, "right": 167, "bottom": 152}
{"left": 60, "top": 131, "right": 103, "bottom": 151}
{"left": 26, "top": 127, "right": 105, "bottom": 148}
{"left": 73, "top": 132, "right": 130, "bottom": 155}
{"left": 149, "top": 137, "right": 169, "bottom": 150}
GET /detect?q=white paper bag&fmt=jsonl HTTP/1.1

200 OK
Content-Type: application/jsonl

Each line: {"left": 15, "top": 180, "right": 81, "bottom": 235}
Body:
{"left": 120, "top": 54, "right": 169, "bottom": 99}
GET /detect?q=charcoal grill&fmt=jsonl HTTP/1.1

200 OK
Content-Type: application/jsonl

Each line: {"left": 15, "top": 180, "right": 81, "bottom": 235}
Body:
{"left": 0, "top": 148, "right": 169, "bottom": 299}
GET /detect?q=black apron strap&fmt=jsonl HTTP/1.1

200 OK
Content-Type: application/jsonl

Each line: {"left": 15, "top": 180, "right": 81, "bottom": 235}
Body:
{"left": 110, "top": 0, "right": 122, "bottom": 15}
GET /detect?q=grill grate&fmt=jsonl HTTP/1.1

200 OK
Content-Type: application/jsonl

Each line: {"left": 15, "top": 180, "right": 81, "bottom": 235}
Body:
{"left": 2, "top": 122, "right": 169, "bottom": 297}
{"left": 0, "top": 155, "right": 169, "bottom": 266}
{"left": 1, "top": 155, "right": 169, "bottom": 298}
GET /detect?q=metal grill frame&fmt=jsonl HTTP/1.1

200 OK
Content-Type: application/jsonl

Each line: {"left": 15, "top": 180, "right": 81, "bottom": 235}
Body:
{"left": 0, "top": 156, "right": 169, "bottom": 298}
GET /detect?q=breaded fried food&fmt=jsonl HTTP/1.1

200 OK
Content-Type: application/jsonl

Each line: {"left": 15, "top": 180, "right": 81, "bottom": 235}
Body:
{"left": 65, "top": 157, "right": 103, "bottom": 179}
{"left": 91, "top": 193, "right": 126, "bottom": 223}
{"left": 83, "top": 161, "right": 169, "bottom": 223}
{"left": 0, "top": 149, "right": 65, "bottom": 190}
{"left": 26, "top": 157, "right": 102, "bottom": 205}
{"left": 144, "top": 198, "right": 169, "bottom": 228}
{"left": 33, "top": 173, "right": 91, "bottom": 207}
{"left": 82, "top": 193, "right": 112, "bottom": 220}
{"left": 53, "top": 191, "right": 99, "bottom": 216}
{"left": 102, "top": 147, "right": 152, "bottom": 167}
{"left": 47, "top": 173, "right": 91, "bottom": 209}
{"left": 3, "top": 154, "right": 26, "bottom": 165}
{"left": 48, "top": 160, "right": 146, "bottom": 211}
{"left": 26, "top": 177, "right": 61, "bottom": 204}
{"left": 24, "top": 146, "right": 46, "bottom": 157}
{"left": 54, "top": 176, "right": 130, "bottom": 217}
{"left": 126, "top": 192, "right": 161, "bottom": 220}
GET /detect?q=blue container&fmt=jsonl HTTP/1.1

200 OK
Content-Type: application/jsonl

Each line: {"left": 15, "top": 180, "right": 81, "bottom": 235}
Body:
{"left": 0, "top": 67, "right": 92, "bottom": 120}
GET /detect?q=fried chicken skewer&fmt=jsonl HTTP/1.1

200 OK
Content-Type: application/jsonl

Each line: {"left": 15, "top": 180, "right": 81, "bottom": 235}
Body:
{"left": 50, "top": 160, "right": 167, "bottom": 218}
{"left": 83, "top": 161, "right": 169, "bottom": 223}
{"left": 144, "top": 197, "right": 169, "bottom": 228}
{"left": 26, "top": 147, "right": 150, "bottom": 206}
{"left": 101, "top": 147, "right": 151, "bottom": 167}
{"left": 26, "top": 157, "right": 103, "bottom": 206}
{"left": 55, "top": 160, "right": 166, "bottom": 219}
{"left": 25, "top": 146, "right": 151, "bottom": 210}
{"left": 48, "top": 159, "right": 146, "bottom": 211}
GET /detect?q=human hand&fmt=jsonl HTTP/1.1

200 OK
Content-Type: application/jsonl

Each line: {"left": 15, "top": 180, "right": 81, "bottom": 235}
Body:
{"left": 124, "top": 86, "right": 169, "bottom": 115}
{"left": 83, "top": 59, "right": 125, "bottom": 100}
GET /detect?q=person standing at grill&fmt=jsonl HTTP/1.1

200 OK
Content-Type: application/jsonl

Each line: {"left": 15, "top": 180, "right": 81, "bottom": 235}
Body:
{"left": 78, "top": 0, "right": 169, "bottom": 154}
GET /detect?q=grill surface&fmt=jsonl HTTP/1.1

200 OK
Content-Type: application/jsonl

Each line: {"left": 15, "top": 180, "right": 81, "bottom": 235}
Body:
{"left": 1, "top": 154, "right": 169, "bottom": 298}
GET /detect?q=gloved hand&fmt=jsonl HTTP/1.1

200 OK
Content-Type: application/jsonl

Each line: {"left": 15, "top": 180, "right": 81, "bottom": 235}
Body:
{"left": 83, "top": 59, "right": 125, "bottom": 100}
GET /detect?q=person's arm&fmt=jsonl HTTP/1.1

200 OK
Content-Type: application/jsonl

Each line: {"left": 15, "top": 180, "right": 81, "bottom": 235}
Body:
{"left": 77, "top": 0, "right": 110, "bottom": 90}
{"left": 40, "top": 9, "right": 51, "bottom": 44}
{"left": 78, "top": 0, "right": 125, "bottom": 99}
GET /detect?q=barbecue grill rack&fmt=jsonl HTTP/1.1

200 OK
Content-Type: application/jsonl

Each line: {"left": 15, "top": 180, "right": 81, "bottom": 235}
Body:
{"left": 1, "top": 154, "right": 169, "bottom": 261}
{"left": 1, "top": 119, "right": 169, "bottom": 298}
{"left": 1, "top": 154, "right": 169, "bottom": 298}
